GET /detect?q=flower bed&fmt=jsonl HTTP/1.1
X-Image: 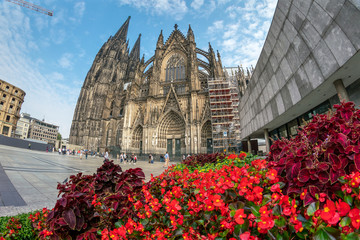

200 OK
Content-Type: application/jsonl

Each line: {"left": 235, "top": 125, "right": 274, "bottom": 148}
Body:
{"left": 1, "top": 101, "right": 360, "bottom": 239}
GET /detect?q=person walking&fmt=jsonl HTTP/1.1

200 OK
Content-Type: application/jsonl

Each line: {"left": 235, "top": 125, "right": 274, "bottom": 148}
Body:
{"left": 149, "top": 154, "right": 154, "bottom": 164}
{"left": 134, "top": 154, "right": 137, "bottom": 165}
{"left": 85, "top": 151, "right": 88, "bottom": 160}
{"left": 120, "top": 153, "right": 124, "bottom": 164}
{"left": 58, "top": 148, "right": 61, "bottom": 155}
{"left": 130, "top": 153, "right": 135, "bottom": 164}
{"left": 164, "top": 151, "right": 170, "bottom": 168}
{"left": 124, "top": 153, "right": 127, "bottom": 164}
{"left": 104, "top": 148, "right": 109, "bottom": 162}
{"left": 80, "top": 150, "right": 83, "bottom": 160}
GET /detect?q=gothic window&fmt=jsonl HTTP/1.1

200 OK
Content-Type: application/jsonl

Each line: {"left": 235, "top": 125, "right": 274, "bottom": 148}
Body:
{"left": 109, "top": 101, "right": 115, "bottom": 117}
{"left": 165, "top": 54, "right": 185, "bottom": 82}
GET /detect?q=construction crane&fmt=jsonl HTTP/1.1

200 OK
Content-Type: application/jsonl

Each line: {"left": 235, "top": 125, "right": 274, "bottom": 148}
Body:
{"left": 5, "top": 0, "right": 53, "bottom": 16}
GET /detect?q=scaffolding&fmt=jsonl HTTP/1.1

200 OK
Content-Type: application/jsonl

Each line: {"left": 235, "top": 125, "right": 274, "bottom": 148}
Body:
{"left": 208, "top": 76, "right": 241, "bottom": 153}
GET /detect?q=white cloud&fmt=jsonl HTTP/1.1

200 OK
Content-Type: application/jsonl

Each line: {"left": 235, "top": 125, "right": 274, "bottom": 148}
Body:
{"left": 58, "top": 53, "right": 73, "bottom": 69}
{"left": 191, "top": 0, "right": 204, "bottom": 10}
{"left": 0, "top": 2, "right": 77, "bottom": 137}
{"left": 74, "top": 2, "right": 86, "bottom": 18}
{"left": 118, "top": 0, "right": 188, "bottom": 20}
{"left": 207, "top": 20, "right": 224, "bottom": 34}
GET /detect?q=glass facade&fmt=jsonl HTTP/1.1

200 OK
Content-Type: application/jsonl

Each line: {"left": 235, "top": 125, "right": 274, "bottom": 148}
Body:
{"left": 269, "top": 100, "right": 331, "bottom": 142}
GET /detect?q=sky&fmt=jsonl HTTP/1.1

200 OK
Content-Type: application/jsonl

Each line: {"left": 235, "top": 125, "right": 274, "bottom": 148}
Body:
{"left": 0, "top": 0, "right": 277, "bottom": 138}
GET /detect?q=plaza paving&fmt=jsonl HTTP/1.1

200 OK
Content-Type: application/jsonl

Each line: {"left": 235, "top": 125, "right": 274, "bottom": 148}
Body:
{"left": 0, "top": 145, "right": 173, "bottom": 217}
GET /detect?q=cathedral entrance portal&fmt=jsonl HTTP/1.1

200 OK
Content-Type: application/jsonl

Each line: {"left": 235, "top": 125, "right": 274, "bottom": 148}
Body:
{"left": 158, "top": 111, "right": 185, "bottom": 157}
{"left": 132, "top": 125, "right": 143, "bottom": 155}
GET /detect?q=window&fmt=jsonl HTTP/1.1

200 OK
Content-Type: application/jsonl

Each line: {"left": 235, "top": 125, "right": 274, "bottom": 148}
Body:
{"left": 6, "top": 115, "right": 10, "bottom": 121}
{"left": 278, "top": 125, "right": 288, "bottom": 139}
{"left": 2, "top": 126, "right": 9, "bottom": 135}
{"left": 165, "top": 54, "right": 185, "bottom": 82}
{"left": 5, "top": 86, "right": 9, "bottom": 91}
{"left": 2, "top": 94, "right": 6, "bottom": 100}
{"left": 0, "top": 101, "right": 3, "bottom": 110}
{"left": 14, "top": 90, "right": 18, "bottom": 95}
{"left": 288, "top": 119, "right": 299, "bottom": 137}
{"left": 109, "top": 101, "right": 115, "bottom": 117}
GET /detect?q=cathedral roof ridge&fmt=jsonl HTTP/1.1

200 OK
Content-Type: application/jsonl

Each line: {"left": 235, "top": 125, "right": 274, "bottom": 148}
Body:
{"left": 163, "top": 24, "right": 187, "bottom": 47}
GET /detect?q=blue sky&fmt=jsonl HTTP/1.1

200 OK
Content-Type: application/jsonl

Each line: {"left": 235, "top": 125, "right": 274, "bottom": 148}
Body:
{"left": 0, "top": 0, "right": 277, "bottom": 138}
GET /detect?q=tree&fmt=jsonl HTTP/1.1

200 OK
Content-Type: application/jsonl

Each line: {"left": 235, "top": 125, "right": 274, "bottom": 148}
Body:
{"left": 57, "top": 133, "right": 62, "bottom": 141}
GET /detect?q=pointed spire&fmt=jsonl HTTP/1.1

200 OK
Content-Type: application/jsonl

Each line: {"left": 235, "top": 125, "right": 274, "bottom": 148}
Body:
{"left": 208, "top": 42, "right": 214, "bottom": 53}
{"left": 140, "top": 54, "right": 145, "bottom": 65}
{"left": 130, "top": 34, "right": 141, "bottom": 60}
{"left": 114, "top": 16, "right": 131, "bottom": 41}
{"left": 217, "top": 50, "right": 222, "bottom": 66}
{"left": 157, "top": 30, "right": 163, "bottom": 48}
{"left": 187, "top": 24, "right": 194, "bottom": 42}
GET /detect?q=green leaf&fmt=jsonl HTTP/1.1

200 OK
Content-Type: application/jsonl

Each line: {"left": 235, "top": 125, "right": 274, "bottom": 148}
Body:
{"left": 251, "top": 205, "right": 260, "bottom": 217}
{"left": 230, "top": 210, "right": 236, "bottom": 217}
{"left": 234, "top": 224, "right": 241, "bottom": 236}
{"left": 196, "top": 220, "right": 204, "bottom": 226}
{"left": 97, "top": 230, "right": 102, "bottom": 235}
{"left": 307, "top": 202, "right": 316, "bottom": 216}
{"left": 340, "top": 217, "right": 351, "bottom": 227}
{"left": 275, "top": 216, "right": 286, "bottom": 227}
{"left": 341, "top": 232, "right": 360, "bottom": 240}
{"left": 344, "top": 195, "right": 353, "bottom": 206}
{"left": 141, "top": 218, "right": 149, "bottom": 226}
{"left": 115, "top": 221, "right": 123, "bottom": 228}
{"left": 313, "top": 227, "right": 340, "bottom": 240}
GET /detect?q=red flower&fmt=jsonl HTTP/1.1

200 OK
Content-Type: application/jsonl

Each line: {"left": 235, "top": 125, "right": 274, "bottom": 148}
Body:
{"left": 258, "top": 216, "right": 274, "bottom": 231}
{"left": 266, "top": 169, "right": 277, "bottom": 180}
{"left": 234, "top": 209, "right": 247, "bottom": 225}
{"left": 239, "top": 152, "right": 247, "bottom": 159}
{"left": 212, "top": 194, "right": 225, "bottom": 208}
{"left": 336, "top": 200, "right": 350, "bottom": 217}
{"left": 320, "top": 200, "right": 340, "bottom": 225}
{"left": 165, "top": 199, "right": 182, "bottom": 215}
{"left": 270, "top": 184, "right": 280, "bottom": 193}
{"left": 239, "top": 231, "right": 250, "bottom": 240}
{"left": 349, "top": 208, "right": 360, "bottom": 229}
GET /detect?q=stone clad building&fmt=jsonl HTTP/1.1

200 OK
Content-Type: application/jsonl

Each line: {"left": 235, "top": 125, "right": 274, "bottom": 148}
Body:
{"left": 70, "top": 17, "right": 225, "bottom": 156}
{"left": 0, "top": 79, "right": 25, "bottom": 137}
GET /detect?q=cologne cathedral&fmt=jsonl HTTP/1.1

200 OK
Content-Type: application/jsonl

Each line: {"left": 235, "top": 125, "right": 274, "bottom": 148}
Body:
{"left": 69, "top": 17, "right": 226, "bottom": 156}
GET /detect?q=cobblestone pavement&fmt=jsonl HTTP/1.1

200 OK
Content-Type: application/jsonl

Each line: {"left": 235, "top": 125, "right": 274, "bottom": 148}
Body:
{"left": 0, "top": 145, "right": 176, "bottom": 217}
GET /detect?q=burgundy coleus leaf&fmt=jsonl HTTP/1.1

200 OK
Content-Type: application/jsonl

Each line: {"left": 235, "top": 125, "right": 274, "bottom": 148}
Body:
{"left": 349, "top": 164, "right": 358, "bottom": 173}
{"left": 318, "top": 171, "right": 330, "bottom": 184}
{"left": 304, "top": 193, "right": 315, "bottom": 206}
{"left": 63, "top": 208, "right": 76, "bottom": 230}
{"left": 330, "top": 168, "right": 346, "bottom": 184}
{"left": 55, "top": 217, "right": 67, "bottom": 226}
{"left": 308, "top": 185, "right": 320, "bottom": 197}
{"left": 287, "top": 186, "right": 302, "bottom": 195}
{"left": 75, "top": 215, "right": 85, "bottom": 231}
{"left": 59, "top": 197, "right": 67, "bottom": 207}
{"left": 286, "top": 162, "right": 301, "bottom": 181}
{"left": 329, "top": 153, "right": 342, "bottom": 170}
{"left": 345, "top": 145, "right": 360, "bottom": 154}
{"left": 336, "top": 133, "right": 349, "bottom": 147}
{"left": 354, "top": 153, "right": 360, "bottom": 171}
{"left": 298, "top": 169, "right": 310, "bottom": 182}
{"left": 317, "top": 162, "right": 329, "bottom": 171}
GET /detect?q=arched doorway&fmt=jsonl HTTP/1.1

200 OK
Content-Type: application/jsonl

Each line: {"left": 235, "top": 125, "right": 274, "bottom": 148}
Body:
{"left": 201, "top": 120, "right": 213, "bottom": 153}
{"left": 132, "top": 125, "right": 143, "bottom": 155}
{"left": 157, "top": 110, "right": 185, "bottom": 157}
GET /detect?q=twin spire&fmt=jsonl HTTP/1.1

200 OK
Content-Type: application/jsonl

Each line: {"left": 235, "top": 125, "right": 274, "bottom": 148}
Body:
{"left": 113, "top": 16, "right": 141, "bottom": 61}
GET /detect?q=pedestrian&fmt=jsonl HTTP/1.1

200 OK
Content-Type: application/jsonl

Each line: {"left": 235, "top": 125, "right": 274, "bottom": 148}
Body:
{"left": 80, "top": 150, "right": 83, "bottom": 160}
{"left": 130, "top": 153, "right": 135, "bottom": 164}
{"left": 28, "top": 143, "right": 31, "bottom": 149}
{"left": 85, "top": 151, "right": 88, "bottom": 160}
{"left": 58, "top": 148, "right": 61, "bottom": 155}
{"left": 150, "top": 154, "right": 154, "bottom": 164}
{"left": 164, "top": 151, "right": 170, "bottom": 168}
{"left": 148, "top": 154, "right": 152, "bottom": 163}
{"left": 124, "top": 153, "right": 127, "bottom": 164}
{"left": 134, "top": 154, "right": 137, "bottom": 165}
{"left": 182, "top": 154, "right": 186, "bottom": 160}
{"left": 116, "top": 153, "right": 120, "bottom": 163}
{"left": 104, "top": 148, "right": 109, "bottom": 162}
{"left": 120, "top": 153, "right": 124, "bottom": 163}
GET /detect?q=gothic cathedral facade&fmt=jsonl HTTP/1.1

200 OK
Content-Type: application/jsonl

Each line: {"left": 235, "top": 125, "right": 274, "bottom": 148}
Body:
{"left": 69, "top": 17, "right": 225, "bottom": 156}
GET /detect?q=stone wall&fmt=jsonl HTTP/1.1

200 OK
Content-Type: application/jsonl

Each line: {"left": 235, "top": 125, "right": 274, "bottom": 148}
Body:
{"left": 240, "top": 0, "right": 360, "bottom": 139}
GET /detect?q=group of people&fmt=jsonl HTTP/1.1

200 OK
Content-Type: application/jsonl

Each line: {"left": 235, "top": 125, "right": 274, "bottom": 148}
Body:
{"left": 115, "top": 152, "right": 138, "bottom": 165}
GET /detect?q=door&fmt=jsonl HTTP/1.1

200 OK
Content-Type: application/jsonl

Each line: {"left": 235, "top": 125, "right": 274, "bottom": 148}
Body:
{"left": 175, "top": 139, "right": 181, "bottom": 156}
{"left": 139, "top": 140, "right": 143, "bottom": 156}
{"left": 167, "top": 139, "right": 173, "bottom": 156}
{"left": 207, "top": 138, "right": 213, "bottom": 153}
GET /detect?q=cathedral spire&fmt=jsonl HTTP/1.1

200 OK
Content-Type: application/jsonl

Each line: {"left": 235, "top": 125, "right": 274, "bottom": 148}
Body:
{"left": 208, "top": 42, "right": 214, "bottom": 53}
{"left": 217, "top": 50, "right": 222, "bottom": 66}
{"left": 156, "top": 30, "right": 164, "bottom": 48}
{"left": 187, "top": 24, "right": 194, "bottom": 42}
{"left": 130, "top": 34, "right": 141, "bottom": 60}
{"left": 114, "top": 16, "right": 131, "bottom": 41}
